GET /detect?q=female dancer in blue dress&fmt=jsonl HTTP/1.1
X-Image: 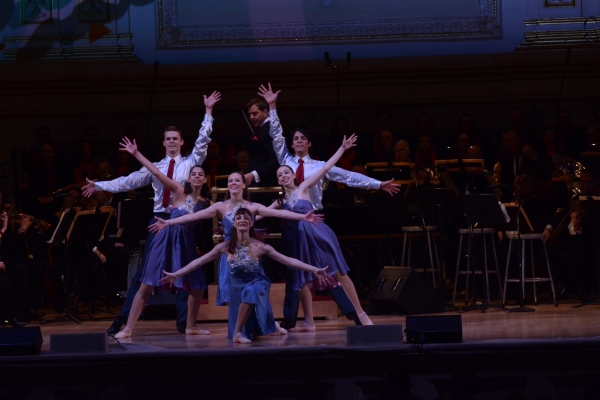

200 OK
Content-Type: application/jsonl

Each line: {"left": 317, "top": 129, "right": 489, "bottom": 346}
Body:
{"left": 160, "top": 207, "right": 329, "bottom": 343}
{"left": 150, "top": 171, "right": 324, "bottom": 305}
{"left": 268, "top": 134, "right": 374, "bottom": 331}
{"left": 115, "top": 137, "right": 212, "bottom": 339}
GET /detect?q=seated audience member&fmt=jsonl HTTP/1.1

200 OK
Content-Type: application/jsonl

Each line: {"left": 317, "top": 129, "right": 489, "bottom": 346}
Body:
{"left": 72, "top": 141, "right": 98, "bottom": 184}
{"left": 540, "top": 126, "right": 565, "bottom": 158}
{"left": 115, "top": 147, "right": 136, "bottom": 178}
{"left": 81, "top": 126, "right": 105, "bottom": 158}
{"left": 235, "top": 148, "right": 250, "bottom": 174}
{"left": 450, "top": 133, "right": 471, "bottom": 158}
{"left": 371, "top": 108, "right": 394, "bottom": 155}
{"left": 28, "top": 144, "right": 70, "bottom": 217}
{"left": 414, "top": 134, "right": 436, "bottom": 184}
{"left": 370, "top": 130, "right": 396, "bottom": 162}
{"left": 394, "top": 140, "right": 412, "bottom": 162}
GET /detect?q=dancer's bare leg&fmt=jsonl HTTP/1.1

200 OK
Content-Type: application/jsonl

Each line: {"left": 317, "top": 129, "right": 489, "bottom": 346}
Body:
{"left": 114, "top": 283, "right": 154, "bottom": 338}
{"left": 290, "top": 286, "right": 316, "bottom": 332}
{"left": 233, "top": 302, "right": 253, "bottom": 343}
{"left": 186, "top": 289, "right": 210, "bottom": 335}
{"left": 335, "top": 272, "right": 373, "bottom": 325}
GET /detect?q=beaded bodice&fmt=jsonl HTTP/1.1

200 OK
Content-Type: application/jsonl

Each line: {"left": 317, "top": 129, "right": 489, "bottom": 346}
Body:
{"left": 227, "top": 243, "right": 259, "bottom": 274}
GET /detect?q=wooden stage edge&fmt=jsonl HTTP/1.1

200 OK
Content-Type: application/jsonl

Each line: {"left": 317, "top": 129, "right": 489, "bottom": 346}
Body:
{"left": 4, "top": 300, "right": 600, "bottom": 398}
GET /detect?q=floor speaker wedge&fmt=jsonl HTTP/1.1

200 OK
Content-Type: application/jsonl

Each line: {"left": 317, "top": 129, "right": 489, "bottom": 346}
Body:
{"left": 0, "top": 327, "right": 43, "bottom": 356}
{"left": 368, "top": 266, "right": 446, "bottom": 315}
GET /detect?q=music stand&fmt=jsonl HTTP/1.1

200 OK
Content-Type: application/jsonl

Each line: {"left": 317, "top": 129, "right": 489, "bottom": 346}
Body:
{"left": 573, "top": 196, "right": 600, "bottom": 309}
{"left": 416, "top": 188, "right": 464, "bottom": 288}
{"left": 457, "top": 194, "right": 508, "bottom": 313}
{"left": 42, "top": 207, "right": 113, "bottom": 324}
{"left": 364, "top": 190, "right": 413, "bottom": 266}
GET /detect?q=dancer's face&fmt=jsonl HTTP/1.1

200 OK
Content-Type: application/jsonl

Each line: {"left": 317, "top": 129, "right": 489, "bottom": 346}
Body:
{"left": 277, "top": 166, "right": 295, "bottom": 188}
{"left": 163, "top": 131, "right": 184, "bottom": 157}
{"left": 227, "top": 173, "right": 245, "bottom": 195}
{"left": 292, "top": 131, "right": 311, "bottom": 156}
{"left": 234, "top": 212, "right": 251, "bottom": 232}
{"left": 188, "top": 167, "right": 206, "bottom": 189}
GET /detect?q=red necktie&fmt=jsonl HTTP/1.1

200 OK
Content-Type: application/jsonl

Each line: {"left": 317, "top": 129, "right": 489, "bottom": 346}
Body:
{"left": 296, "top": 158, "right": 304, "bottom": 185}
{"left": 162, "top": 159, "right": 175, "bottom": 208}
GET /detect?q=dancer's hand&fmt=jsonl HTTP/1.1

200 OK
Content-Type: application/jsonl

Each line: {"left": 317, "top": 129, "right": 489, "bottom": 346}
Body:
{"left": 149, "top": 217, "right": 168, "bottom": 233}
{"left": 204, "top": 91, "right": 221, "bottom": 113}
{"left": 341, "top": 134, "right": 358, "bottom": 151}
{"left": 380, "top": 179, "right": 401, "bottom": 196}
{"left": 119, "top": 137, "right": 137, "bottom": 155}
{"left": 313, "top": 266, "right": 329, "bottom": 279}
{"left": 257, "top": 82, "right": 280, "bottom": 105}
{"left": 303, "top": 209, "right": 324, "bottom": 225}
{"left": 82, "top": 178, "right": 97, "bottom": 197}
{"left": 159, "top": 270, "right": 177, "bottom": 286}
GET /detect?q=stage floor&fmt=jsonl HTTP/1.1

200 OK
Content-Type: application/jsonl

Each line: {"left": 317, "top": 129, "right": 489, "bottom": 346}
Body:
{"left": 4, "top": 299, "right": 600, "bottom": 399}
{"left": 30, "top": 298, "right": 600, "bottom": 353}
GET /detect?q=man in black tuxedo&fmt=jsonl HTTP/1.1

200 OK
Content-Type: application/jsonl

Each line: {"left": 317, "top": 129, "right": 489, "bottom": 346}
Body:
{"left": 244, "top": 98, "right": 280, "bottom": 189}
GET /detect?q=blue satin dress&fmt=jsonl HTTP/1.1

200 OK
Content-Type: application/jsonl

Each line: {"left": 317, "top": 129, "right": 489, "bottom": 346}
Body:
{"left": 285, "top": 198, "right": 348, "bottom": 291}
{"left": 226, "top": 244, "right": 277, "bottom": 340}
{"left": 216, "top": 202, "right": 251, "bottom": 305}
{"left": 140, "top": 197, "right": 207, "bottom": 291}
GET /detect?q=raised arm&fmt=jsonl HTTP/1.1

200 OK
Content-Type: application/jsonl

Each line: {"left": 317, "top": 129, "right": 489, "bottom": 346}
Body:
{"left": 300, "top": 135, "right": 357, "bottom": 192}
{"left": 253, "top": 203, "right": 323, "bottom": 224}
{"left": 258, "top": 83, "right": 293, "bottom": 166}
{"left": 260, "top": 243, "right": 328, "bottom": 277}
{"left": 189, "top": 91, "right": 222, "bottom": 166}
{"left": 149, "top": 202, "right": 222, "bottom": 232}
{"left": 160, "top": 242, "right": 227, "bottom": 285}
{"left": 120, "top": 137, "right": 181, "bottom": 195}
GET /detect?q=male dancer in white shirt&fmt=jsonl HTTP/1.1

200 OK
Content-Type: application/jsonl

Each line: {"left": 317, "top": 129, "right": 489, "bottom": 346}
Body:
{"left": 82, "top": 91, "right": 221, "bottom": 334}
{"left": 258, "top": 83, "right": 400, "bottom": 329}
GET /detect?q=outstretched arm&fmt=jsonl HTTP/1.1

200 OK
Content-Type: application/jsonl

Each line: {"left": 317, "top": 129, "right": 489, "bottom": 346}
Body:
{"left": 120, "top": 137, "right": 182, "bottom": 195}
{"left": 160, "top": 242, "right": 226, "bottom": 284}
{"left": 260, "top": 243, "right": 328, "bottom": 277}
{"left": 253, "top": 203, "right": 323, "bottom": 224}
{"left": 149, "top": 202, "right": 222, "bottom": 232}
{"left": 299, "top": 135, "right": 357, "bottom": 193}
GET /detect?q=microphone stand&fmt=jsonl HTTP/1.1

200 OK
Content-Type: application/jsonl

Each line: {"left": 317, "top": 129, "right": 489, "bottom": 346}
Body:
{"left": 507, "top": 180, "right": 535, "bottom": 313}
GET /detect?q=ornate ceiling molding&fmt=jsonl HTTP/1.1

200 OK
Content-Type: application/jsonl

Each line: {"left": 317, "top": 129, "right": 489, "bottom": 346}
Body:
{"left": 157, "top": 0, "right": 500, "bottom": 48}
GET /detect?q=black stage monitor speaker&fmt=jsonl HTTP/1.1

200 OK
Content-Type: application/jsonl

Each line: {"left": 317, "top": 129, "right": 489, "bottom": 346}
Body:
{"left": 405, "top": 315, "right": 462, "bottom": 344}
{"left": 368, "top": 267, "right": 446, "bottom": 315}
{"left": 50, "top": 333, "right": 109, "bottom": 354}
{"left": 0, "top": 327, "right": 43, "bottom": 356}
{"left": 347, "top": 324, "right": 404, "bottom": 346}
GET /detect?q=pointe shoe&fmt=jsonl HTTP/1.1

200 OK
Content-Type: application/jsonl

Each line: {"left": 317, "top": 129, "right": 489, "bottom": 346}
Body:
{"left": 186, "top": 327, "right": 211, "bottom": 335}
{"left": 289, "top": 322, "right": 315, "bottom": 332}
{"left": 233, "top": 333, "right": 251, "bottom": 344}
{"left": 274, "top": 321, "right": 288, "bottom": 335}
{"left": 114, "top": 327, "right": 132, "bottom": 339}
{"left": 358, "top": 312, "right": 373, "bottom": 325}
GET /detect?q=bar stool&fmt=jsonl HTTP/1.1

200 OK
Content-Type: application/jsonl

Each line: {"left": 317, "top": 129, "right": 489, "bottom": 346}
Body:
{"left": 502, "top": 231, "right": 558, "bottom": 306}
{"left": 452, "top": 228, "right": 502, "bottom": 306}
{"left": 401, "top": 225, "right": 441, "bottom": 287}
